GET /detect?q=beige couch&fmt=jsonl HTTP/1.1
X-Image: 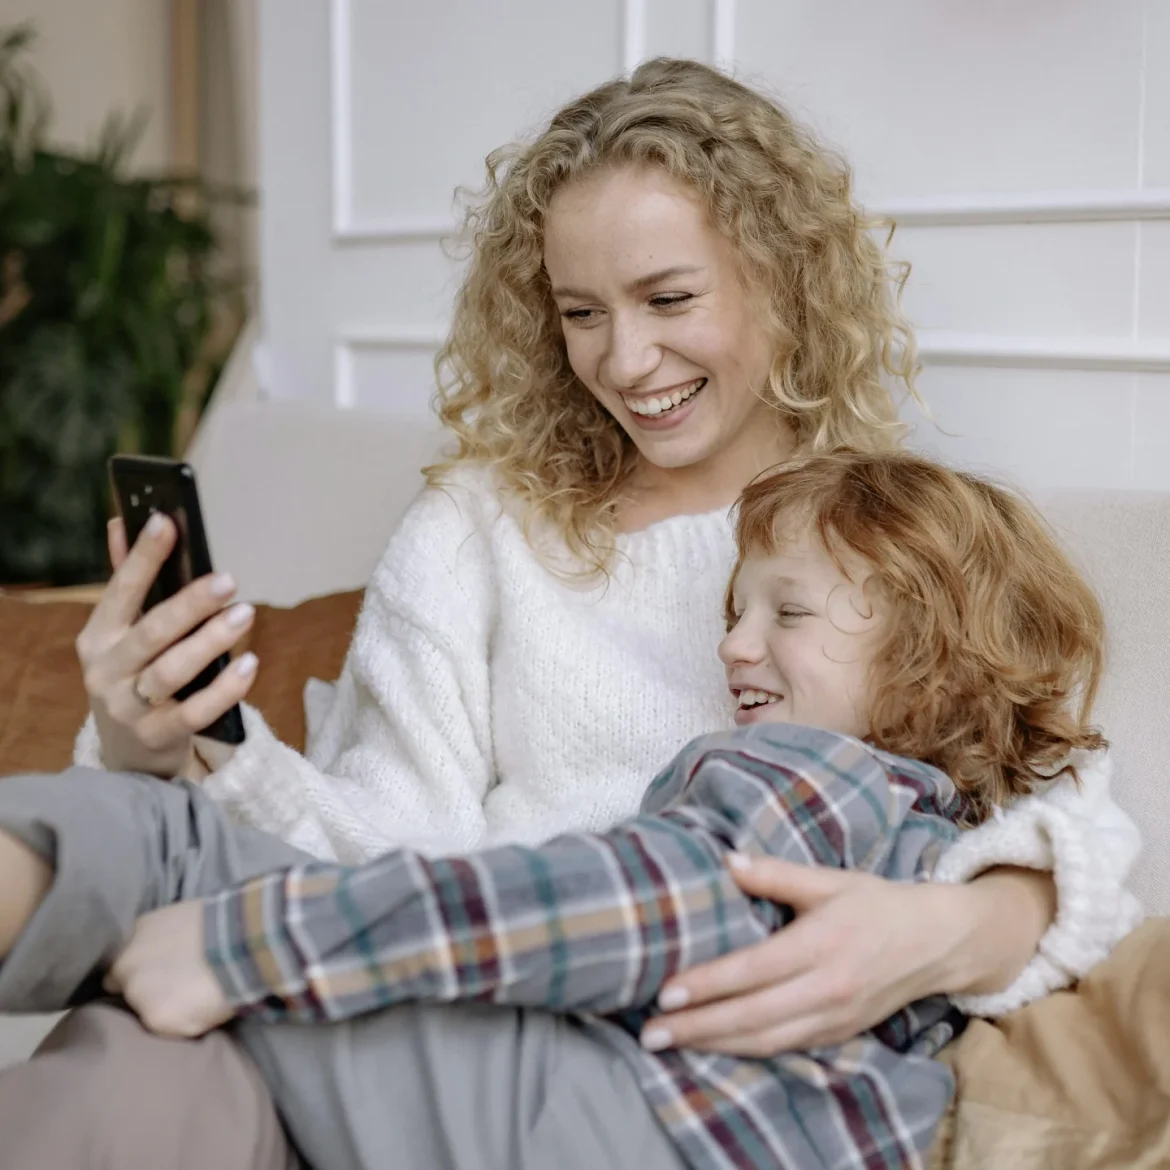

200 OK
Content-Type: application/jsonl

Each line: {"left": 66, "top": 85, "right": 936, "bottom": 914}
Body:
{"left": 2, "top": 400, "right": 1168, "bottom": 1070}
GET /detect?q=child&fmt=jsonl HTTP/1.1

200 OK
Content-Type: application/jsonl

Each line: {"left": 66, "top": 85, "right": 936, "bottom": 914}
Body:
{"left": 0, "top": 451, "right": 1110, "bottom": 1170}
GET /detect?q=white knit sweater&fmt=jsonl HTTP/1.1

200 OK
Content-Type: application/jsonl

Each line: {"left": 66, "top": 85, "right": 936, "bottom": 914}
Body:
{"left": 75, "top": 465, "right": 1143, "bottom": 1015}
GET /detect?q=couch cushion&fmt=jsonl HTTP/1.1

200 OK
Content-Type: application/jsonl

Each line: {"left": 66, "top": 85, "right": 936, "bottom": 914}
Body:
{"left": 1039, "top": 492, "right": 1170, "bottom": 916}
{"left": 0, "top": 590, "right": 363, "bottom": 777}
{"left": 933, "top": 917, "right": 1170, "bottom": 1170}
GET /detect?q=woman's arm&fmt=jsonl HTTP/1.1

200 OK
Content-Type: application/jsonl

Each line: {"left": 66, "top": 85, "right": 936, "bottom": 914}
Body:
{"left": 77, "top": 472, "right": 500, "bottom": 863}
{"left": 931, "top": 748, "right": 1142, "bottom": 1015}
{"left": 644, "top": 748, "right": 1141, "bottom": 1055}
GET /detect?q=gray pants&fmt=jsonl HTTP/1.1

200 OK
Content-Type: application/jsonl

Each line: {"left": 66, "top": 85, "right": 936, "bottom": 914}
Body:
{"left": 0, "top": 767, "right": 684, "bottom": 1170}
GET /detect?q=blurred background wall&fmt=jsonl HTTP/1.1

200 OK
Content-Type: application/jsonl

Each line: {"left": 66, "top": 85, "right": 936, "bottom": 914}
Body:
{"left": 255, "top": 0, "right": 1170, "bottom": 491}
{"left": 2, "top": 0, "right": 1166, "bottom": 496}
{"left": 0, "top": 0, "right": 171, "bottom": 168}
{"left": 0, "top": 0, "right": 258, "bottom": 290}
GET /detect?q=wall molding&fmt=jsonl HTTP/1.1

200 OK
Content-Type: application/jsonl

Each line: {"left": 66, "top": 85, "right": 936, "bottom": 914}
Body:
{"left": 916, "top": 332, "right": 1170, "bottom": 374}
{"left": 711, "top": 0, "right": 737, "bottom": 70}
{"left": 870, "top": 189, "right": 1170, "bottom": 228}
{"left": 333, "top": 333, "right": 445, "bottom": 409}
{"left": 338, "top": 329, "right": 1170, "bottom": 377}
{"left": 332, "top": 188, "right": 1170, "bottom": 245}
{"left": 622, "top": 0, "right": 646, "bottom": 73}
{"left": 329, "top": 0, "right": 354, "bottom": 239}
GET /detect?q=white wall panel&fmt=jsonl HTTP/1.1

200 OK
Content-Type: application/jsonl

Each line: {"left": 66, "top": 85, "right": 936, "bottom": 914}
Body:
{"left": 339, "top": 0, "right": 623, "bottom": 231}
{"left": 1135, "top": 375, "right": 1170, "bottom": 490}
{"left": 259, "top": 0, "right": 335, "bottom": 403}
{"left": 908, "top": 368, "right": 1136, "bottom": 490}
{"left": 892, "top": 222, "right": 1138, "bottom": 338}
{"left": 337, "top": 343, "right": 440, "bottom": 415}
{"left": 332, "top": 243, "right": 462, "bottom": 339}
{"left": 1145, "top": 0, "right": 1170, "bottom": 188}
{"left": 644, "top": 0, "right": 711, "bottom": 62}
{"left": 734, "top": 0, "right": 1146, "bottom": 202}
{"left": 1139, "top": 222, "right": 1170, "bottom": 339}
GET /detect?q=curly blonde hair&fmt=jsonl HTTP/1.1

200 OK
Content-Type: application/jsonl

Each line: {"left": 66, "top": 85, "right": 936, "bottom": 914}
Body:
{"left": 429, "top": 57, "right": 919, "bottom": 573}
{"left": 729, "top": 450, "right": 1107, "bottom": 822}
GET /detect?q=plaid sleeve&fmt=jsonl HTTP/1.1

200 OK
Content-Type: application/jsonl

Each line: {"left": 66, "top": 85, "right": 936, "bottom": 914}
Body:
{"left": 204, "top": 726, "right": 959, "bottom": 1024}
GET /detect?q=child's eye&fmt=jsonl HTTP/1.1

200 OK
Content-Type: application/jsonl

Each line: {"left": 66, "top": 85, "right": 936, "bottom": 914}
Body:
{"left": 776, "top": 607, "right": 807, "bottom": 622}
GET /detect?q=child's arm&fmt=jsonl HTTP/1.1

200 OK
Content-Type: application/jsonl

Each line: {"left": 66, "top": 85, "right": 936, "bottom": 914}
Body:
{"left": 204, "top": 728, "right": 957, "bottom": 1025}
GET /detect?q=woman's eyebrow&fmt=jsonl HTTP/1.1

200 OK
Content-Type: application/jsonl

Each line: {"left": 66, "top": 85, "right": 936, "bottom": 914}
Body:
{"left": 551, "top": 265, "right": 706, "bottom": 299}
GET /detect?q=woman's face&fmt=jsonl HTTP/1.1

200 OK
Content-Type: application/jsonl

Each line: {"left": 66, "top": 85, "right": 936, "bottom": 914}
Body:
{"left": 544, "top": 166, "right": 781, "bottom": 482}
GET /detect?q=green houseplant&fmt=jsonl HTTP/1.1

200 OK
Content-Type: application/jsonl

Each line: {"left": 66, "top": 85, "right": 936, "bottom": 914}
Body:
{"left": 0, "top": 25, "right": 244, "bottom": 586}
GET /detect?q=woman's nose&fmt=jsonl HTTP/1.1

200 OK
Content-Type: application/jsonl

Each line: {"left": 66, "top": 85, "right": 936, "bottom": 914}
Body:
{"left": 601, "top": 313, "right": 660, "bottom": 389}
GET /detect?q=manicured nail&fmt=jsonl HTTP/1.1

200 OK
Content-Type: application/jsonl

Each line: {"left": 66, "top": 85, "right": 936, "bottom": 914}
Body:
{"left": 658, "top": 986, "right": 690, "bottom": 1011}
{"left": 726, "top": 851, "right": 753, "bottom": 870}
{"left": 210, "top": 573, "right": 236, "bottom": 598}
{"left": 225, "top": 603, "right": 254, "bottom": 628}
{"left": 146, "top": 512, "right": 167, "bottom": 537}
{"left": 641, "top": 1027, "right": 673, "bottom": 1052}
{"left": 235, "top": 652, "right": 258, "bottom": 677}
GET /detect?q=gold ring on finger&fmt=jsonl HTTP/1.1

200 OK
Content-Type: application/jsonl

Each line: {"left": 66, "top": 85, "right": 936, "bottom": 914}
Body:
{"left": 132, "top": 675, "right": 167, "bottom": 708}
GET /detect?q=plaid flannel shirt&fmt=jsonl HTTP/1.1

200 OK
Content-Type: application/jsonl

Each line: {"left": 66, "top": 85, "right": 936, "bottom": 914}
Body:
{"left": 206, "top": 724, "right": 965, "bottom": 1170}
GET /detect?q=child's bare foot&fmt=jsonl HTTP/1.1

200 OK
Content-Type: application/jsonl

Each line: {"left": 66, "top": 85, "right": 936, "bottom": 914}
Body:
{"left": 0, "top": 829, "right": 52, "bottom": 960}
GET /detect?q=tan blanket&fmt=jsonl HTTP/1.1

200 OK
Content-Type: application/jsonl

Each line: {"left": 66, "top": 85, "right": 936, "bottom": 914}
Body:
{"left": 931, "top": 918, "right": 1170, "bottom": 1169}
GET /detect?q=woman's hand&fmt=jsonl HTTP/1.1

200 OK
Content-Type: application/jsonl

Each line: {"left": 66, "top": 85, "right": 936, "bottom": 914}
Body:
{"left": 75, "top": 515, "right": 259, "bottom": 778}
{"left": 642, "top": 856, "right": 1039, "bottom": 1057}
{"left": 105, "top": 901, "right": 234, "bottom": 1038}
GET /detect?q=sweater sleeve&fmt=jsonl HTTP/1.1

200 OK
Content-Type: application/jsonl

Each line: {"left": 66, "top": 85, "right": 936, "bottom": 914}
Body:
{"left": 78, "top": 472, "right": 502, "bottom": 863}
{"left": 932, "top": 748, "right": 1143, "bottom": 1016}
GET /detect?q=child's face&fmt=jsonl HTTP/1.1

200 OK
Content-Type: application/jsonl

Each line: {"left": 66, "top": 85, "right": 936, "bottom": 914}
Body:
{"left": 719, "top": 526, "right": 882, "bottom": 739}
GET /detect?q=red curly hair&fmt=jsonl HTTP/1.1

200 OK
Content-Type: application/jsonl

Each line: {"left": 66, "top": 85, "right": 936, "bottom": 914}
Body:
{"left": 728, "top": 450, "right": 1107, "bottom": 820}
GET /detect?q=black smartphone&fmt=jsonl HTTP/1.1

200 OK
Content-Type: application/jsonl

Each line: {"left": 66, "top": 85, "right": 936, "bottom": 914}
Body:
{"left": 108, "top": 454, "right": 246, "bottom": 745}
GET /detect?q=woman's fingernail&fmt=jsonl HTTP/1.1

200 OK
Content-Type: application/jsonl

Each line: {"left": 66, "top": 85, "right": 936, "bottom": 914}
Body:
{"left": 641, "top": 1027, "right": 673, "bottom": 1052}
{"left": 235, "top": 652, "right": 258, "bottom": 677}
{"left": 210, "top": 573, "right": 236, "bottom": 598}
{"left": 146, "top": 512, "right": 167, "bottom": 537}
{"left": 658, "top": 986, "right": 690, "bottom": 1011}
{"left": 225, "top": 603, "right": 254, "bottom": 628}
{"left": 727, "top": 851, "right": 753, "bottom": 870}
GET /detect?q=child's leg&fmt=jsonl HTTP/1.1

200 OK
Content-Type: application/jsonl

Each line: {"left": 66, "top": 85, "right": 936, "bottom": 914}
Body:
{"left": 0, "top": 766, "right": 309, "bottom": 1014}
{"left": 238, "top": 1001, "right": 686, "bottom": 1170}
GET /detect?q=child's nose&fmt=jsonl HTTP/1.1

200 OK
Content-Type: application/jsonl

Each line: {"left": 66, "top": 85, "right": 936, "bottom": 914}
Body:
{"left": 718, "top": 620, "right": 763, "bottom": 666}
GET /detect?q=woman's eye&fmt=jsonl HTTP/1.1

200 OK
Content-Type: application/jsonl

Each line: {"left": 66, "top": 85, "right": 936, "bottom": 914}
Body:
{"left": 561, "top": 308, "right": 596, "bottom": 322}
{"left": 776, "top": 608, "right": 807, "bottom": 622}
{"left": 649, "top": 293, "right": 693, "bottom": 310}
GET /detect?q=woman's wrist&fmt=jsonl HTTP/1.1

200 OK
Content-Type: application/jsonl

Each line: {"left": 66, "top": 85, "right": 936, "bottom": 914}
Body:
{"left": 934, "top": 866, "right": 1057, "bottom": 997}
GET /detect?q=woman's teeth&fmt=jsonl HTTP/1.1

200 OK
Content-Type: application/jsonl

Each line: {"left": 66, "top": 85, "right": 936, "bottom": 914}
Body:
{"left": 623, "top": 379, "right": 706, "bottom": 417}
{"left": 738, "top": 689, "right": 780, "bottom": 709}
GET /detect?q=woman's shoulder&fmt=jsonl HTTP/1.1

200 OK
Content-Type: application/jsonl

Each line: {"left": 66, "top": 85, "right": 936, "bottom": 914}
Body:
{"left": 391, "top": 463, "right": 508, "bottom": 544}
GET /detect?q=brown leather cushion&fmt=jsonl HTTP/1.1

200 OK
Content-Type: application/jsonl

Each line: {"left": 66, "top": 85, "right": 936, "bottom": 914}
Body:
{"left": 0, "top": 591, "right": 364, "bottom": 777}
{"left": 932, "top": 916, "right": 1170, "bottom": 1169}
